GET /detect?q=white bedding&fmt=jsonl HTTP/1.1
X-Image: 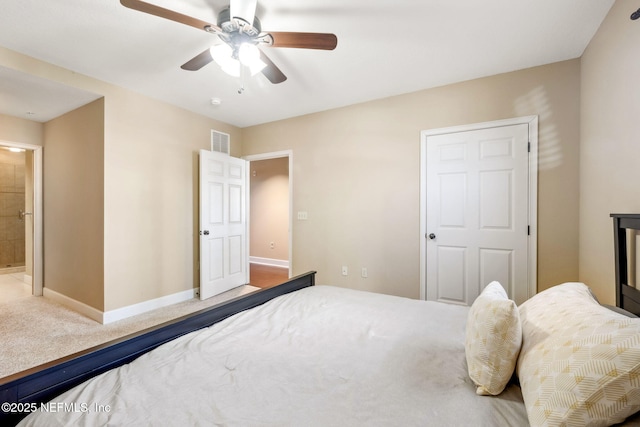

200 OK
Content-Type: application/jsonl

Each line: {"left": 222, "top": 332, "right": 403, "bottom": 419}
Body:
{"left": 19, "top": 285, "right": 529, "bottom": 426}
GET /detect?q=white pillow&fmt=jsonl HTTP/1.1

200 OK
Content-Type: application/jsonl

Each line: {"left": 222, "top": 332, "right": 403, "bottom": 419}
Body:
{"left": 465, "top": 281, "right": 522, "bottom": 396}
{"left": 517, "top": 282, "right": 640, "bottom": 426}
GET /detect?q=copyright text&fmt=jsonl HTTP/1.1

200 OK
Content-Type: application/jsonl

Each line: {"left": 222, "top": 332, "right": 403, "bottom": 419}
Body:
{"left": 2, "top": 401, "right": 111, "bottom": 414}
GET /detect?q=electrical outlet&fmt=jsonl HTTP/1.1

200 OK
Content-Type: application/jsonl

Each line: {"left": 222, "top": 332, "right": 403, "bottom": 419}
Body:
{"left": 361, "top": 268, "right": 368, "bottom": 278}
{"left": 270, "top": 241, "right": 275, "bottom": 249}
{"left": 341, "top": 266, "right": 348, "bottom": 276}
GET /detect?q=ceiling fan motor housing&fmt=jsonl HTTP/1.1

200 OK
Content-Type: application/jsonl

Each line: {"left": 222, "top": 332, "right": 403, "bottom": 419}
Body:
{"left": 218, "top": 7, "right": 261, "bottom": 37}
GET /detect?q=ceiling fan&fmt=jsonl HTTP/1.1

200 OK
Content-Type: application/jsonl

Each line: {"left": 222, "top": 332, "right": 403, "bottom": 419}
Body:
{"left": 120, "top": 0, "right": 338, "bottom": 85}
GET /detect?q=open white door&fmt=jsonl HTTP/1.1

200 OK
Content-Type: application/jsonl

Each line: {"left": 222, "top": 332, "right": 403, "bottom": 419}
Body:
{"left": 199, "top": 149, "right": 248, "bottom": 300}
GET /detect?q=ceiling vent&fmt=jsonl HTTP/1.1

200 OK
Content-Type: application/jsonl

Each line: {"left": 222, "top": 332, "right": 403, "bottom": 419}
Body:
{"left": 211, "top": 130, "right": 230, "bottom": 154}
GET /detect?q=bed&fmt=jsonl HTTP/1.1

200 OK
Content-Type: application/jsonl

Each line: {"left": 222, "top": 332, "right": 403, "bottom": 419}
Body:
{"left": 2, "top": 213, "right": 640, "bottom": 426}
{"left": 611, "top": 213, "right": 640, "bottom": 316}
{"left": 0, "top": 273, "right": 316, "bottom": 426}
{"left": 7, "top": 276, "right": 530, "bottom": 426}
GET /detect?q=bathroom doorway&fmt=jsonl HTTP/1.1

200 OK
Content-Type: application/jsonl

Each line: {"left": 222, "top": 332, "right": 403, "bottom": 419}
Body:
{"left": 0, "top": 142, "right": 43, "bottom": 299}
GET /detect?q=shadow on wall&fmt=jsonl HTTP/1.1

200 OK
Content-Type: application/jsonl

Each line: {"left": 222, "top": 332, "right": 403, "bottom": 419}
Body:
{"left": 515, "top": 86, "right": 562, "bottom": 171}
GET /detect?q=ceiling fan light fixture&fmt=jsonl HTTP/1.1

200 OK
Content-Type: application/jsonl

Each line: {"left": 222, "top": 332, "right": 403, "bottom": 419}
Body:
{"left": 238, "top": 43, "right": 266, "bottom": 75}
{"left": 221, "top": 61, "right": 241, "bottom": 77}
{"left": 248, "top": 59, "right": 267, "bottom": 76}
{"left": 238, "top": 43, "right": 259, "bottom": 65}
{"left": 210, "top": 44, "right": 232, "bottom": 63}
{"left": 211, "top": 44, "right": 240, "bottom": 77}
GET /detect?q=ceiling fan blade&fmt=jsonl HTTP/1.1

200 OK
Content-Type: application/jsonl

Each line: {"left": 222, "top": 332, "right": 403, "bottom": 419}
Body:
{"left": 259, "top": 51, "right": 287, "bottom": 84}
{"left": 265, "top": 32, "right": 337, "bottom": 50}
{"left": 181, "top": 48, "right": 213, "bottom": 71}
{"left": 120, "top": 0, "right": 221, "bottom": 33}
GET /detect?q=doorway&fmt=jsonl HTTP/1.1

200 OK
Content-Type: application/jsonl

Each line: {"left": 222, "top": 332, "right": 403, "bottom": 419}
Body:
{"left": 419, "top": 116, "right": 538, "bottom": 305}
{"left": 244, "top": 151, "right": 293, "bottom": 281}
{"left": 0, "top": 141, "right": 43, "bottom": 298}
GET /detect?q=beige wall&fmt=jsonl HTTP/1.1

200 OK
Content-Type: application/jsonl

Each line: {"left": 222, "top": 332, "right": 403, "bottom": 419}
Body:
{"left": 0, "top": 113, "right": 43, "bottom": 145}
{"left": 44, "top": 98, "right": 105, "bottom": 309}
{"left": 249, "top": 157, "right": 289, "bottom": 262}
{"left": 0, "top": 39, "right": 587, "bottom": 306}
{"left": 579, "top": 0, "right": 640, "bottom": 304}
{"left": 103, "top": 88, "right": 241, "bottom": 310}
{"left": 243, "top": 59, "right": 582, "bottom": 299}
{"left": 0, "top": 46, "right": 243, "bottom": 312}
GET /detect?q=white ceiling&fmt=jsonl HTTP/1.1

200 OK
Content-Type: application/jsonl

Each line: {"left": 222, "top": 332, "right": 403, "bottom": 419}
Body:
{"left": 0, "top": 66, "right": 102, "bottom": 123}
{"left": 0, "top": 0, "right": 614, "bottom": 128}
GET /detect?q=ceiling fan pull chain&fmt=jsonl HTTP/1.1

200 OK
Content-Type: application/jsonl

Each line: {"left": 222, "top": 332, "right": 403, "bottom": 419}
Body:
{"left": 238, "top": 66, "right": 247, "bottom": 94}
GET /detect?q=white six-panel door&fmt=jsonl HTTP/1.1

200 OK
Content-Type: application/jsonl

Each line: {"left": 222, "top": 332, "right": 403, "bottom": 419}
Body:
{"left": 421, "top": 118, "right": 537, "bottom": 305}
{"left": 199, "top": 150, "right": 248, "bottom": 300}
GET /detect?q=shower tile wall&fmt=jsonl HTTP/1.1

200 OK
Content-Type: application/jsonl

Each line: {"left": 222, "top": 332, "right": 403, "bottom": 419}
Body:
{"left": 0, "top": 161, "right": 25, "bottom": 267}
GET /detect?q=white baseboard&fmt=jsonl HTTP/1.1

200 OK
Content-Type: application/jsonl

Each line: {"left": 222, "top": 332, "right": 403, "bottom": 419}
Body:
{"left": 103, "top": 288, "right": 199, "bottom": 324}
{"left": 43, "top": 288, "right": 104, "bottom": 324}
{"left": 23, "top": 274, "right": 32, "bottom": 286}
{"left": 250, "top": 256, "right": 289, "bottom": 269}
{"left": 43, "top": 287, "right": 200, "bottom": 325}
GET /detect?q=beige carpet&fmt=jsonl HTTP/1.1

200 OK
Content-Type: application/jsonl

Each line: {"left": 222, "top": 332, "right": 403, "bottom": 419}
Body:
{"left": 0, "top": 285, "right": 259, "bottom": 379}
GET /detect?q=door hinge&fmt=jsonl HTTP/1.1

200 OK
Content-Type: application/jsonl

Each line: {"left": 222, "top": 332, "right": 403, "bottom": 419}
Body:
{"left": 527, "top": 225, "right": 530, "bottom": 235}
{"left": 527, "top": 142, "right": 531, "bottom": 153}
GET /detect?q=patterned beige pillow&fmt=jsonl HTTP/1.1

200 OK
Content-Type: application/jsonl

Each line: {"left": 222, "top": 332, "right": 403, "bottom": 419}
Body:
{"left": 465, "top": 281, "right": 522, "bottom": 396}
{"left": 517, "top": 282, "right": 640, "bottom": 426}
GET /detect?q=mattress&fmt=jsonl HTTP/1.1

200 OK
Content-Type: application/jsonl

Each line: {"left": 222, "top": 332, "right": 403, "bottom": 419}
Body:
{"left": 19, "top": 285, "right": 529, "bottom": 426}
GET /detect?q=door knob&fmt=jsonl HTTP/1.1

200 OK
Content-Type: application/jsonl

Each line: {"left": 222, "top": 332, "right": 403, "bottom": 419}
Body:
{"left": 201, "top": 230, "right": 210, "bottom": 235}
{"left": 428, "top": 233, "right": 436, "bottom": 240}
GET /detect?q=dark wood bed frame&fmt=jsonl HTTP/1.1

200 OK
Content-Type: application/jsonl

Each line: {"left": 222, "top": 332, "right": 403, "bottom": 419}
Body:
{"left": 611, "top": 214, "right": 640, "bottom": 316}
{"left": 0, "top": 271, "right": 316, "bottom": 426}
